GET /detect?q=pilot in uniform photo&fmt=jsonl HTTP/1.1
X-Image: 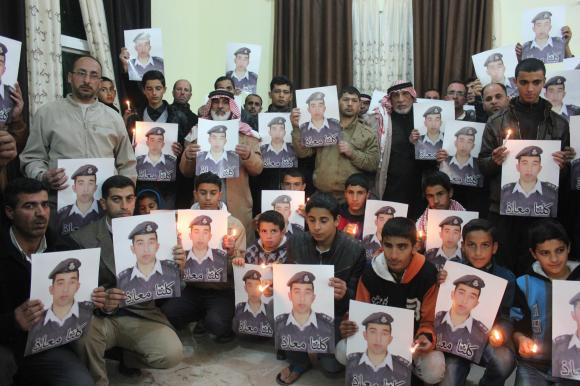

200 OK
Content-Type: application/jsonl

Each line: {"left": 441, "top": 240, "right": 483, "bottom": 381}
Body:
{"left": 483, "top": 53, "right": 518, "bottom": 98}
{"left": 415, "top": 106, "right": 444, "bottom": 160}
{"left": 441, "top": 126, "right": 483, "bottom": 187}
{"left": 136, "top": 126, "right": 177, "bottom": 181}
{"left": 361, "top": 206, "right": 396, "bottom": 260}
{"left": 435, "top": 274, "right": 489, "bottom": 361}
{"left": 500, "top": 145, "right": 558, "bottom": 217}
{"left": 553, "top": 291, "right": 580, "bottom": 378}
{"left": 196, "top": 124, "right": 240, "bottom": 178}
{"left": 275, "top": 271, "right": 334, "bottom": 353}
{"left": 183, "top": 215, "right": 228, "bottom": 282}
{"left": 117, "top": 220, "right": 180, "bottom": 304}
{"left": 232, "top": 269, "right": 274, "bottom": 337}
{"left": 425, "top": 216, "right": 463, "bottom": 271}
{"left": 260, "top": 116, "right": 297, "bottom": 168}
{"left": 522, "top": 11, "right": 566, "bottom": 64}
{"left": 226, "top": 46, "right": 258, "bottom": 94}
{"left": 0, "top": 42, "right": 14, "bottom": 124}
{"left": 346, "top": 312, "right": 411, "bottom": 386}
{"left": 543, "top": 76, "right": 580, "bottom": 122}
{"left": 25, "top": 258, "right": 94, "bottom": 356}
{"left": 127, "top": 31, "right": 165, "bottom": 81}
{"left": 271, "top": 194, "right": 304, "bottom": 236}
{"left": 56, "top": 164, "right": 104, "bottom": 236}
{"left": 299, "top": 91, "right": 341, "bottom": 147}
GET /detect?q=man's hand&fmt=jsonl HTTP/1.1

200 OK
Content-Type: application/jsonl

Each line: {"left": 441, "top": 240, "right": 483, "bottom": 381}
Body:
{"left": 103, "top": 288, "right": 126, "bottom": 313}
{"left": 183, "top": 143, "right": 201, "bottom": 161}
{"left": 412, "top": 334, "right": 433, "bottom": 355}
{"left": 119, "top": 48, "right": 130, "bottom": 73}
{"left": 10, "top": 82, "right": 24, "bottom": 120}
{"left": 172, "top": 142, "right": 184, "bottom": 158}
{"left": 436, "top": 149, "right": 449, "bottom": 163}
{"left": 491, "top": 146, "right": 508, "bottom": 166}
{"left": 488, "top": 327, "right": 505, "bottom": 348}
{"left": 562, "top": 26, "right": 573, "bottom": 45}
{"left": 43, "top": 168, "right": 68, "bottom": 190}
{"left": 235, "top": 144, "right": 251, "bottom": 160}
{"left": 297, "top": 204, "right": 306, "bottom": 218}
{"left": 409, "top": 129, "right": 420, "bottom": 144}
{"left": 517, "top": 335, "right": 538, "bottom": 358}
{"left": 472, "top": 79, "right": 483, "bottom": 97}
{"left": 437, "top": 269, "right": 448, "bottom": 285}
{"left": 338, "top": 140, "right": 353, "bottom": 158}
{"left": 290, "top": 108, "right": 301, "bottom": 128}
{"left": 91, "top": 287, "right": 107, "bottom": 309}
{"left": 552, "top": 150, "right": 569, "bottom": 169}
{"left": 222, "top": 234, "right": 236, "bottom": 257}
{"left": 14, "top": 299, "right": 44, "bottom": 331}
{"left": 329, "top": 277, "right": 347, "bottom": 300}
{"left": 515, "top": 43, "right": 523, "bottom": 62}
{"left": 339, "top": 320, "right": 358, "bottom": 338}
{"left": 0, "top": 131, "right": 17, "bottom": 167}
{"left": 172, "top": 243, "right": 186, "bottom": 271}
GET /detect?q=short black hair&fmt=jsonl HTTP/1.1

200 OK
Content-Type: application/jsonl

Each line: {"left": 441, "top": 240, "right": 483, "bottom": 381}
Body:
{"left": 465, "top": 77, "right": 478, "bottom": 85}
{"left": 282, "top": 168, "right": 305, "bottom": 181}
{"left": 194, "top": 172, "right": 222, "bottom": 191}
{"left": 214, "top": 76, "right": 234, "bottom": 90}
{"left": 4, "top": 178, "right": 48, "bottom": 209}
{"left": 345, "top": 173, "right": 369, "bottom": 191}
{"left": 101, "top": 76, "right": 114, "bottom": 84}
{"left": 245, "top": 93, "right": 263, "bottom": 104}
{"left": 305, "top": 192, "right": 339, "bottom": 219}
{"left": 339, "top": 86, "right": 361, "bottom": 99}
{"left": 381, "top": 217, "right": 417, "bottom": 244}
{"left": 257, "top": 210, "right": 286, "bottom": 232}
{"left": 482, "top": 82, "right": 507, "bottom": 96}
{"left": 462, "top": 219, "right": 497, "bottom": 243}
{"left": 270, "top": 75, "right": 293, "bottom": 92}
{"left": 101, "top": 175, "right": 135, "bottom": 199}
{"left": 515, "top": 58, "right": 546, "bottom": 79}
{"left": 142, "top": 70, "right": 166, "bottom": 88}
{"left": 136, "top": 189, "right": 160, "bottom": 205}
{"left": 422, "top": 171, "right": 452, "bottom": 194}
{"left": 424, "top": 88, "right": 439, "bottom": 95}
{"left": 529, "top": 219, "right": 570, "bottom": 250}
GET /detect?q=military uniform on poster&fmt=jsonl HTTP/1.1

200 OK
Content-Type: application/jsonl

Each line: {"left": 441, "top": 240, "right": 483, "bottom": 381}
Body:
{"left": 196, "top": 124, "right": 240, "bottom": 178}
{"left": 226, "top": 47, "right": 258, "bottom": 94}
{"left": 299, "top": 91, "right": 340, "bottom": 147}
{"left": 415, "top": 106, "right": 443, "bottom": 160}
{"left": 232, "top": 270, "right": 274, "bottom": 337}
{"left": 183, "top": 215, "right": 228, "bottom": 282}
{"left": 522, "top": 11, "right": 566, "bottom": 64}
{"left": 425, "top": 216, "right": 463, "bottom": 271}
{"left": 136, "top": 126, "right": 177, "bottom": 182}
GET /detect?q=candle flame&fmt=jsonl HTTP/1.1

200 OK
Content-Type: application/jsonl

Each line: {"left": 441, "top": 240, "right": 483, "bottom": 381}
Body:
{"left": 506, "top": 129, "right": 512, "bottom": 140}
{"left": 410, "top": 343, "right": 419, "bottom": 353}
{"left": 126, "top": 100, "right": 131, "bottom": 110}
{"left": 492, "top": 329, "right": 501, "bottom": 341}
{"left": 258, "top": 284, "right": 266, "bottom": 292}
{"left": 261, "top": 263, "right": 267, "bottom": 269}
{"left": 348, "top": 224, "right": 358, "bottom": 236}
{"left": 230, "top": 228, "right": 237, "bottom": 237}
{"left": 418, "top": 230, "right": 424, "bottom": 239}
{"left": 531, "top": 343, "right": 538, "bottom": 353}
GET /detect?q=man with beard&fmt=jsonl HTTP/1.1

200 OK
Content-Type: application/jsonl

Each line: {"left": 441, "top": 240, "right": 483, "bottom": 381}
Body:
{"left": 241, "top": 93, "right": 262, "bottom": 130}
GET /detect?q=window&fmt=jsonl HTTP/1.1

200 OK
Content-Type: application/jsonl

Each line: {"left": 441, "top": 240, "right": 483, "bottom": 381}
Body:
{"left": 60, "top": 0, "right": 89, "bottom": 95}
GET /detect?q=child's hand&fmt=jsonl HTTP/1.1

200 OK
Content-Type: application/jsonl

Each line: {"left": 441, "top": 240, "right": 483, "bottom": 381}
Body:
{"left": 488, "top": 327, "right": 505, "bottom": 347}
{"left": 232, "top": 257, "right": 245, "bottom": 267}
{"left": 517, "top": 335, "right": 538, "bottom": 358}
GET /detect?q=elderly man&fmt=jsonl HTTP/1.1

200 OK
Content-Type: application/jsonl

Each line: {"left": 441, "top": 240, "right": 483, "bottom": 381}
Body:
{"left": 180, "top": 89, "right": 263, "bottom": 240}
{"left": 171, "top": 79, "right": 198, "bottom": 130}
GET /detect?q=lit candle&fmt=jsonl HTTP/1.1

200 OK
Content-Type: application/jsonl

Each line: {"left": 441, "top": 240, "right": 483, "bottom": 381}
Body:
{"left": 261, "top": 263, "right": 267, "bottom": 269}
{"left": 491, "top": 328, "right": 502, "bottom": 341}
{"left": 531, "top": 343, "right": 539, "bottom": 354}
{"left": 503, "top": 129, "right": 512, "bottom": 145}
{"left": 230, "top": 228, "right": 237, "bottom": 238}
{"left": 347, "top": 224, "right": 358, "bottom": 237}
{"left": 258, "top": 284, "right": 266, "bottom": 293}
{"left": 418, "top": 230, "right": 424, "bottom": 240}
{"left": 126, "top": 100, "right": 131, "bottom": 111}
{"left": 410, "top": 343, "right": 420, "bottom": 354}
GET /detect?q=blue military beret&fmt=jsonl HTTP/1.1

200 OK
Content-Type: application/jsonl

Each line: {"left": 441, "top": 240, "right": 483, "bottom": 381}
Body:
{"left": 243, "top": 270, "right": 262, "bottom": 282}
{"left": 49, "top": 258, "right": 81, "bottom": 280}
{"left": 439, "top": 215, "right": 463, "bottom": 227}
{"left": 306, "top": 92, "right": 326, "bottom": 104}
{"left": 234, "top": 47, "right": 251, "bottom": 56}
{"left": 532, "top": 11, "right": 552, "bottom": 23}
{"left": 145, "top": 126, "right": 165, "bottom": 137}
{"left": 268, "top": 117, "right": 287, "bottom": 127}
{"left": 516, "top": 146, "right": 543, "bottom": 159}
{"left": 484, "top": 53, "right": 503, "bottom": 67}
{"left": 71, "top": 164, "right": 98, "bottom": 180}
{"left": 375, "top": 206, "right": 396, "bottom": 216}
{"left": 423, "top": 106, "right": 442, "bottom": 117}
{"left": 128, "top": 221, "right": 158, "bottom": 239}
{"left": 287, "top": 271, "right": 315, "bottom": 286}
{"left": 362, "top": 312, "right": 394, "bottom": 327}
{"left": 190, "top": 215, "right": 212, "bottom": 228}
{"left": 569, "top": 292, "right": 580, "bottom": 305}
{"left": 272, "top": 195, "right": 292, "bottom": 206}
{"left": 133, "top": 32, "right": 151, "bottom": 43}
{"left": 208, "top": 125, "right": 228, "bottom": 135}
{"left": 544, "top": 76, "right": 566, "bottom": 89}
{"left": 453, "top": 274, "right": 486, "bottom": 290}
{"left": 455, "top": 127, "right": 477, "bottom": 138}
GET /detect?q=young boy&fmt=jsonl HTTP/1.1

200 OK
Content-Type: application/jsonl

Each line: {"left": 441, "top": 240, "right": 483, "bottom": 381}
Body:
{"left": 339, "top": 217, "right": 445, "bottom": 385}
{"left": 437, "top": 219, "right": 516, "bottom": 385}
{"left": 512, "top": 220, "right": 580, "bottom": 385}
{"left": 233, "top": 210, "right": 288, "bottom": 266}
{"left": 337, "top": 173, "right": 370, "bottom": 240}
{"left": 135, "top": 189, "right": 160, "bottom": 214}
{"left": 281, "top": 168, "right": 307, "bottom": 192}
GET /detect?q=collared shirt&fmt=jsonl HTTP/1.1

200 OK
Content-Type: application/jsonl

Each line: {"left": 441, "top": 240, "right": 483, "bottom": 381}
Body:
{"left": 187, "top": 248, "right": 213, "bottom": 264}
{"left": 307, "top": 118, "right": 330, "bottom": 132}
{"left": 130, "top": 259, "right": 163, "bottom": 281}
{"left": 421, "top": 132, "right": 443, "bottom": 146}
{"left": 513, "top": 180, "right": 543, "bottom": 198}
{"left": 442, "top": 311, "right": 474, "bottom": 333}
{"left": 9, "top": 227, "right": 47, "bottom": 263}
{"left": 69, "top": 199, "right": 100, "bottom": 218}
{"left": 45, "top": 301, "right": 79, "bottom": 327}
{"left": 434, "top": 247, "right": 461, "bottom": 260}
{"left": 531, "top": 37, "right": 554, "bottom": 50}
{"left": 0, "top": 82, "right": 5, "bottom": 99}
{"left": 143, "top": 153, "right": 168, "bottom": 167}
{"left": 449, "top": 156, "right": 474, "bottom": 169}
{"left": 266, "top": 142, "right": 289, "bottom": 155}
{"left": 105, "top": 217, "right": 113, "bottom": 233}
{"left": 243, "top": 301, "right": 267, "bottom": 318}
{"left": 552, "top": 104, "right": 568, "bottom": 117}
{"left": 205, "top": 150, "right": 229, "bottom": 164}
{"left": 359, "top": 351, "right": 394, "bottom": 372}
{"left": 369, "top": 234, "right": 381, "bottom": 247}
{"left": 286, "top": 310, "right": 318, "bottom": 331}
{"left": 568, "top": 333, "right": 580, "bottom": 349}
{"left": 134, "top": 55, "right": 154, "bottom": 68}
{"left": 231, "top": 70, "right": 250, "bottom": 81}
{"left": 457, "top": 111, "right": 466, "bottom": 120}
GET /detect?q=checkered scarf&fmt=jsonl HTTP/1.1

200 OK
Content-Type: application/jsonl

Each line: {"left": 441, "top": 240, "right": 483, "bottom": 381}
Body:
{"left": 200, "top": 90, "right": 258, "bottom": 138}
{"left": 373, "top": 80, "right": 417, "bottom": 140}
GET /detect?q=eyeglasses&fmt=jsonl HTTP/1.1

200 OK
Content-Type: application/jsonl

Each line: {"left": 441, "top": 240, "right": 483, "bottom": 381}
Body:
{"left": 447, "top": 91, "right": 465, "bottom": 97}
{"left": 71, "top": 70, "right": 101, "bottom": 81}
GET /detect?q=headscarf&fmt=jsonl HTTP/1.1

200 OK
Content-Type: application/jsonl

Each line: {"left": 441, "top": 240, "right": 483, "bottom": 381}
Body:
{"left": 373, "top": 80, "right": 417, "bottom": 140}
{"left": 201, "top": 90, "right": 259, "bottom": 138}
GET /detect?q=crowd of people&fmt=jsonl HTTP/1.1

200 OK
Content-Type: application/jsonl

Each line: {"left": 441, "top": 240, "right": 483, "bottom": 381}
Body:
{"left": 0, "top": 28, "right": 579, "bottom": 386}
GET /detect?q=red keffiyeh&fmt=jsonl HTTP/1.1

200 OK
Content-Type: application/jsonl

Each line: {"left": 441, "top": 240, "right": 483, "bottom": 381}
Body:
{"left": 373, "top": 80, "right": 417, "bottom": 140}
{"left": 200, "top": 90, "right": 258, "bottom": 138}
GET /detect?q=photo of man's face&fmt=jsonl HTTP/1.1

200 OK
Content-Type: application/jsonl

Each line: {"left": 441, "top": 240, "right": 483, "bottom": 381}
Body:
{"left": 424, "top": 113, "right": 442, "bottom": 134}
{"left": 363, "top": 323, "right": 393, "bottom": 356}
{"left": 288, "top": 282, "right": 315, "bottom": 314}
{"left": 454, "top": 134, "right": 475, "bottom": 158}
{"left": 234, "top": 53, "right": 249, "bottom": 71}
{"left": 450, "top": 283, "right": 480, "bottom": 317}
{"left": 245, "top": 278, "right": 262, "bottom": 302}
{"left": 209, "top": 132, "right": 227, "bottom": 153}
{"left": 72, "top": 175, "right": 97, "bottom": 204}
{"left": 146, "top": 134, "right": 165, "bottom": 155}
{"left": 269, "top": 124, "right": 286, "bottom": 142}
{"left": 130, "top": 233, "right": 160, "bottom": 267}
{"left": 440, "top": 225, "right": 461, "bottom": 249}
{"left": 545, "top": 85, "right": 566, "bottom": 106}
{"left": 375, "top": 214, "right": 393, "bottom": 236}
{"left": 274, "top": 202, "right": 291, "bottom": 222}
{"left": 49, "top": 271, "right": 80, "bottom": 308}
{"left": 533, "top": 19, "right": 552, "bottom": 40}
{"left": 485, "top": 60, "right": 505, "bottom": 83}
{"left": 307, "top": 100, "right": 326, "bottom": 121}
{"left": 516, "top": 156, "right": 542, "bottom": 184}
{"left": 190, "top": 224, "right": 212, "bottom": 250}
{"left": 135, "top": 39, "right": 151, "bottom": 57}
{"left": 571, "top": 302, "right": 580, "bottom": 329}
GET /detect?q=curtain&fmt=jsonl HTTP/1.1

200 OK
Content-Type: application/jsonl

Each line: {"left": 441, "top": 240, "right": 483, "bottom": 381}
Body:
{"left": 25, "top": 0, "right": 62, "bottom": 117}
{"left": 79, "top": 0, "right": 117, "bottom": 106}
{"left": 273, "top": 0, "right": 353, "bottom": 90}
{"left": 412, "top": 0, "right": 493, "bottom": 96}
{"left": 352, "top": 0, "right": 414, "bottom": 94}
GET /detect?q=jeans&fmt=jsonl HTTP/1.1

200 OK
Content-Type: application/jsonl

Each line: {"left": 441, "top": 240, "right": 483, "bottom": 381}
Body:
{"left": 516, "top": 361, "right": 579, "bottom": 386}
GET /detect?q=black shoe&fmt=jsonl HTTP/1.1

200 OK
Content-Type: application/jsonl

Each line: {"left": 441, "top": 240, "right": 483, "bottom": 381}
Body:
{"left": 118, "top": 360, "right": 142, "bottom": 377}
{"left": 215, "top": 331, "right": 235, "bottom": 344}
{"left": 193, "top": 321, "right": 206, "bottom": 336}
{"left": 276, "top": 349, "right": 286, "bottom": 360}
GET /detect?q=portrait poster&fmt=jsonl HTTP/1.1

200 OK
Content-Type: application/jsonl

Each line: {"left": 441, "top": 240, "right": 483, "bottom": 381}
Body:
{"left": 225, "top": 42, "right": 261, "bottom": 94}
{"left": 471, "top": 45, "right": 519, "bottom": 97}
{"left": 0, "top": 35, "right": 22, "bottom": 124}
{"left": 261, "top": 190, "right": 305, "bottom": 231}
{"left": 412, "top": 100, "right": 455, "bottom": 160}
{"left": 552, "top": 280, "right": 580, "bottom": 380}
{"left": 521, "top": 6, "right": 566, "bottom": 64}
{"left": 233, "top": 264, "right": 274, "bottom": 337}
{"left": 56, "top": 158, "right": 114, "bottom": 235}
{"left": 258, "top": 112, "right": 297, "bottom": 168}
{"left": 134, "top": 122, "right": 178, "bottom": 182}
{"left": 112, "top": 212, "right": 180, "bottom": 306}
{"left": 439, "top": 121, "right": 485, "bottom": 188}
{"left": 570, "top": 116, "right": 580, "bottom": 190}
{"left": 435, "top": 261, "right": 507, "bottom": 363}
{"left": 295, "top": 85, "right": 340, "bottom": 148}
{"left": 500, "top": 140, "right": 561, "bottom": 218}
{"left": 177, "top": 209, "right": 229, "bottom": 283}
{"left": 345, "top": 300, "right": 413, "bottom": 386}
{"left": 361, "top": 200, "right": 408, "bottom": 260}
{"left": 273, "top": 264, "right": 335, "bottom": 353}
{"left": 24, "top": 248, "right": 100, "bottom": 356}
{"left": 425, "top": 209, "right": 479, "bottom": 271}
{"left": 196, "top": 118, "right": 240, "bottom": 179}
{"left": 542, "top": 70, "right": 580, "bottom": 121}
{"left": 368, "top": 90, "right": 387, "bottom": 114}
{"left": 123, "top": 28, "right": 164, "bottom": 81}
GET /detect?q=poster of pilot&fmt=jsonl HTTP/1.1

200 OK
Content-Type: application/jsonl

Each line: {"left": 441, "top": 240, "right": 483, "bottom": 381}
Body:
{"left": 361, "top": 200, "right": 408, "bottom": 260}
{"left": 225, "top": 42, "right": 261, "bottom": 94}
{"left": 273, "top": 264, "right": 335, "bottom": 353}
{"left": 0, "top": 35, "right": 22, "bottom": 124}
{"left": 258, "top": 112, "right": 297, "bottom": 168}
{"left": 24, "top": 248, "right": 100, "bottom": 356}
{"left": 439, "top": 121, "right": 485, "bottom": 188}
{"left": 541, "top": 70, "right": 580, "bottom": 122}
{"left": 412, "top": 100, "right": 455, "bottom": 160}
{"left": 295, "top": 86, "right": 340, "bottom": 148}
{"left": 261, "top": 190, "right": 305, "bottom": 233}
{"left": 134, "top": 122, "right": 178, "bottom": 182}
{"left": 570, "top": 116, "right": 580, "bottom": 190}
{"left": 552, "top": 280, "right": 580, "bottom": 381}
{"left": 196, "top": 118, "right": 240, "bottom": 179}
{"left": 500, "top": 140, "right": 561, "bottom": 218}
{"left": 233, "top": 264, "right": 274, "bottom": 337}
{"left": 435, "top": 261, "right": 507, "bottom": 363}
{"left": 346, "top": 300, "right": 414, "bottom": 386}
{"left": 177, "top": 209, "right": 229, "bottom": 283}
{"left": 123, "top": 28, "right": 164, "bottom": 81}
{"left": 471, "top": 46, "right": 518, "bottom": 97}
{"left": 520, "top": 6, "right": 566, "bottom": 64}
{"left": 112, "top": 212, "right": 181, "bottom": 306}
